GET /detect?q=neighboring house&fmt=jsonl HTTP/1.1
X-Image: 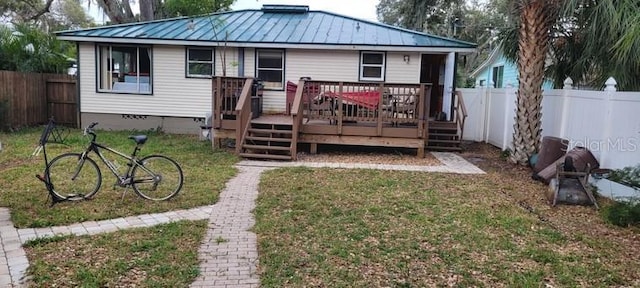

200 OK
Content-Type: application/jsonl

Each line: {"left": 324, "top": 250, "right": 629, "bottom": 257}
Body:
{"left": 471, "top": 47, "right": 553, "bottom": 89}
{"left": 56, "top": 4, "right": 476, "bottom": 133}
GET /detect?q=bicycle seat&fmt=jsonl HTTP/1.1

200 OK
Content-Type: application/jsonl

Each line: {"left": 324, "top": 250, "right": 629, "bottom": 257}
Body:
{"left": 129, "top": 135, "right": 148, "bottom": 145}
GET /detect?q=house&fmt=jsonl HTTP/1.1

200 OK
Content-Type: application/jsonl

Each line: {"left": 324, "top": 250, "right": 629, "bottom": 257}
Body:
{"left": 471, "top": 47, "right": 553, "bottom": 89}
{"left": 57, "top": 5, "right": 475, "bottom": 159}
{"left": 56, "top": 5, "right": 476, "bottom": 159}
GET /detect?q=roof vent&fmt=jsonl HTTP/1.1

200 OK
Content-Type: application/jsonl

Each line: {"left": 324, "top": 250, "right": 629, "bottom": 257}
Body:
{"left": 261, "top": 5, "right": 309, "bottom": 13}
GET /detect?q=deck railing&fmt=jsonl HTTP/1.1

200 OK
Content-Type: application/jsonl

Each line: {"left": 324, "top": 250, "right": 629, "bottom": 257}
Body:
{"left": 234, "top": 78, "right": 254, "bottom": 154}
{"left": 292, "top": 80, "right": 431, "bottom": 137}
{"left": 453, "top": 90, "right": 468, "bottom": 141}
{"left": 212, "top": 76, "right": 251, "bottom": 129}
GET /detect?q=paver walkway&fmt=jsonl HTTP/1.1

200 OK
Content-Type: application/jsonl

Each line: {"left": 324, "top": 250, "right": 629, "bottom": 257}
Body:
{"left": 0, "top": 152, "right": 483, "bottom": 287}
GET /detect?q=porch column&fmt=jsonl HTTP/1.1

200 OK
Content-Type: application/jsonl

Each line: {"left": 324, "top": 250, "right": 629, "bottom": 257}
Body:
{"left": 442, "top": 52, "right": 455, "bottom": 121}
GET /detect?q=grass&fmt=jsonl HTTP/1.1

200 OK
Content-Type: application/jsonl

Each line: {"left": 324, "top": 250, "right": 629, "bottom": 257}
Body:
{"left": 255, "top": 167, "right": 636, "bottom": 287}
{"left": 0, "top": 127, "right": 238, "bottom": 228}
{"left": 24, "top": 220, "right": 207, "bottom": 287}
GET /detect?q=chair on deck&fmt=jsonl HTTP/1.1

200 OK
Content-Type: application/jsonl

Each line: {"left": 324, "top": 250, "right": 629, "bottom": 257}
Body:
{"left": 385, "top": 92, "right": 417, "bottom": 126}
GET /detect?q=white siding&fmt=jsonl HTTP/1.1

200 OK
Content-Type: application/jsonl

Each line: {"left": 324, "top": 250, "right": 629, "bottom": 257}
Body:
{"left": 244, "top": 48, "right": 255, "bottom": 77}
{"left": 80, "top": 44, "right": 431, "bottom": 115}
{"left": 257, "top": 49, "right": 360, "bottom": 113}
{"left": 79, "top": 44, "right": 240, "bottom": 118}
{"left": 385, "top": 52, "right": 420, "bottom": 83}
{"left": 215, "top": 47, "right": 239, "bottom": 77}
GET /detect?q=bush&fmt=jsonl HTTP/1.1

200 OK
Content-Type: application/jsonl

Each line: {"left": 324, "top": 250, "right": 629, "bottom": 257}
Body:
{"left": 608, "top": 165, "right": 640, "bottom": 189}
{"left": 602, "top": 201, "right": 640, "bottom": 227}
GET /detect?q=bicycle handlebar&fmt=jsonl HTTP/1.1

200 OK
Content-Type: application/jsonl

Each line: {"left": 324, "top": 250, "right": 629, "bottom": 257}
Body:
{"left": 84, "top": 122, "right": 99, "bottom": 140}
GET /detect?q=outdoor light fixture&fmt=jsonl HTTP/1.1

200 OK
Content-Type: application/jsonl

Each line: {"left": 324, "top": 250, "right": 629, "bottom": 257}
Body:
{"left": 403, "top": 55, "right": 410, "bottom": 63}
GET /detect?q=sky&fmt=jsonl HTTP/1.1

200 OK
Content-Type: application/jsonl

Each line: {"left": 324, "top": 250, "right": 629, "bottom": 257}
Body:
{"left": 88, "top": 0, "right": 380, "bottom": 23}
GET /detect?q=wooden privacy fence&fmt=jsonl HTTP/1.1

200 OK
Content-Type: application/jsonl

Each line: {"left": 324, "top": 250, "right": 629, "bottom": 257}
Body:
{"left": 0, "top": 70, "right": 77, "bottom": 129}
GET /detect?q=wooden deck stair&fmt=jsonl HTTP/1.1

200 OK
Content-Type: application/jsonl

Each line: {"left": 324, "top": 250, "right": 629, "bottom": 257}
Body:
{"left": 427, "top": 121, "right": 461, "bottom": 151}
{"left": 238, "top": 120, "right": 295, "bottom": 160}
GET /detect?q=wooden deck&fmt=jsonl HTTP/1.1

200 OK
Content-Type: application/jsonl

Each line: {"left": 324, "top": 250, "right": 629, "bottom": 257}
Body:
{"left": 211, "top": 77, "right": 466, "bottom": 160}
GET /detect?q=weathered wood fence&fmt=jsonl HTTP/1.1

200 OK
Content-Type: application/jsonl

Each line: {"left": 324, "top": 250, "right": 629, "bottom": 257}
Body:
{"left": 0, "top": 70, "right": 77, "bottom": 129}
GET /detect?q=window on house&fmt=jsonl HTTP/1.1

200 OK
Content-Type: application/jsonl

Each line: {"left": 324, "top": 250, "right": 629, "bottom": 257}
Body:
{"left": 492, "top": 65, "right": 504, "bottom": 88}
{"left": 360, "top": 51, "right": 385, "bottom": 81}
{"left": 256, "top": 50, "right": 284, "bottom": 89}
{"left": 97, "top": 45, "right": 152, "bottom": 94}
{"left": 187, "top": 47, "right": 214, "bottom": 78}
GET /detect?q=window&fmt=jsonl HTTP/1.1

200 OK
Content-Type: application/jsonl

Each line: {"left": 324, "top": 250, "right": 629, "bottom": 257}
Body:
{"left": 187, "top": 47, "right": 214, "bottom": 78}
{"left": 492, "top": 65, "right": 504, "bottom": 88}
{"left": 256, "top": 50, "right": 284, "bottom": 89}
{"left": 98, "top": 45, "right": 152, "bottom": 94}
{"left": 360, "top": 51, "right": 385, "bottom": 81}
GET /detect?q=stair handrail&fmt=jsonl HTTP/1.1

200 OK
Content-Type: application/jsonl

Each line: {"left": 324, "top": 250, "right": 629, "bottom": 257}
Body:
{"left": 235, "top": 78, "right": 254, "bottom": 154}
{"left": 454, "top": 90, "right": 468, "bottom": 141}
{"left": 290, "top": 79, "right": 306, "bottom": 161}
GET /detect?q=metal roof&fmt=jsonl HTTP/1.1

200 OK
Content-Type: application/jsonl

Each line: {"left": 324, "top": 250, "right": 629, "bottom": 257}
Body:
{"left": 56, "top": 5, "right": 476, "bottom": 50}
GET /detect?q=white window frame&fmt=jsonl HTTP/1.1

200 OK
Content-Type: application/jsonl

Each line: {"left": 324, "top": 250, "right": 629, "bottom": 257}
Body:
{"left": 359, "top": 51, "right": 386, "bottom": 82}
{"left": 186, "top": 47, "right": 215, "bottom": 78}
{"left": 492, "top": 65, "right": 504, "bottom": 88}
{"left": 97, "top": 44, "right": 152, "bottom": 95}
{"left": 256, "top": 49, "right": 285, "bottom": 90}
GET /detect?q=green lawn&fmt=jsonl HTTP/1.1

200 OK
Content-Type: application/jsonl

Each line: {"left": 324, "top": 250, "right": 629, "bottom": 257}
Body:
{"left": 255, "top": 166, "right": 638, "bottom": 287}
{"left": 0, "top": 127, "right": 238, "bottom": 228}
{"left": 24, "top": 220, "right": 207, "bottom": 287}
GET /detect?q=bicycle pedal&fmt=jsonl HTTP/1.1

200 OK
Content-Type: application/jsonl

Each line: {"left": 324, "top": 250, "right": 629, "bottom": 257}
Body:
{"left": 35, "top": 174, "right": 46, "bottom": 183}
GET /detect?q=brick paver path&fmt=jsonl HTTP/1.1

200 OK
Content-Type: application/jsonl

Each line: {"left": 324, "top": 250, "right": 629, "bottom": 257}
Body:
{"left": 0, "top": 152, "right": 483, "bottom": 287}
{"left": 190, "top": 166, "right": 267, "bottom": 288}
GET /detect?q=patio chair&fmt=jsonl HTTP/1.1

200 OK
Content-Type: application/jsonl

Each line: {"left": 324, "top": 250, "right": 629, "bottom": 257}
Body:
{"left": 386, "top": 92, "right": 417, "bottom": 126}
{"left": 306, "top": 93, "right": 336, "bottom": 123}
{"left": 395, "top": 92, "right": 417, "bottom": 118}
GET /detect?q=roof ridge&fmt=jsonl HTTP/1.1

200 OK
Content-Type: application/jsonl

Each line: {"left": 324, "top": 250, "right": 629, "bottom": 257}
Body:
{"left": 308, "top": 10, "right": 477, "bottom": 47}
{"left": 55, "top": 9, "right": 255, "bottom": 35}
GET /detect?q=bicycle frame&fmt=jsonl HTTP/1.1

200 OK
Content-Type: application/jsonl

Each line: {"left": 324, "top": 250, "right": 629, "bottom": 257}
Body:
{"left": 79, "top": 131, "right": 158, "bottom": 188}
{"left": 82, "top": 141, "right": 138, "bottom": 185}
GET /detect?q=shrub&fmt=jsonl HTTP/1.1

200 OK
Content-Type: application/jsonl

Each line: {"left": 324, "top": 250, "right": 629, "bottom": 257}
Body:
{"left": 608, "top": 165, "right": 640, "bottom": 189}
{"left": 602, "top": 201, "right": 640, "bottom": 227}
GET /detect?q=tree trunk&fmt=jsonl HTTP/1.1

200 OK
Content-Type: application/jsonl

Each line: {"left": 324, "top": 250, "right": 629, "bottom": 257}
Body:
{"left": 510, "top": 0, "right": 553, "bottom": 165}
{"left": 95, "top": 0, "right": 136, "bottom": 24}
{"left": 139, "top": 0, "right": 155, "bottom": 21}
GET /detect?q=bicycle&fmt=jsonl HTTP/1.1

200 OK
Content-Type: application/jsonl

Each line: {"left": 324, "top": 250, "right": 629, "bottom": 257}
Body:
{"left": 38, "top": 122, "right": 183, "bottom": 202}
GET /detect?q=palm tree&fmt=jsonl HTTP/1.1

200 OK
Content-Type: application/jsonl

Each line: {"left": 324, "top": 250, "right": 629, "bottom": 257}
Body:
{"left": 501, "top": 0, "right": 559, "bottom": 165}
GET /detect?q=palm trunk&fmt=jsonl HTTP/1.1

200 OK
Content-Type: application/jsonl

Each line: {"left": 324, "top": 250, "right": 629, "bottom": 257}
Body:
{"left": 510, "top": 0, "right": 554, "bottom": 165}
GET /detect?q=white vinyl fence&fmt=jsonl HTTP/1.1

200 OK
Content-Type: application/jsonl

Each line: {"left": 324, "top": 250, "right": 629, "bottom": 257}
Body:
{"left": 459, "top": 78, "right": 640, "bottom": 169}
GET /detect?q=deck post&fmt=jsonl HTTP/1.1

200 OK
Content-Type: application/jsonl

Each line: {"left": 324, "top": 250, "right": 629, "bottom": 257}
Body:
{"left": 377, "top": 83, "right": 384, "bottom": 136}
{"left": 418, "top": 84, "right": 426, "bottom": 138}
{"left": 310, "top": 143, "right": 318, "bottom": 154}
{"left": 337, "top": 82, "right": 343, "bottom": 135}
{"left": 417, "top": 140, "right": 425, "bottom": 158}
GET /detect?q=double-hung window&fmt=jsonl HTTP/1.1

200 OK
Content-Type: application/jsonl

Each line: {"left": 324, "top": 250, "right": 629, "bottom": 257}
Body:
{"left": 492, "top": 65, "right": 504, "bottom": 88}
{"left": 187, "top": 47, "right": 214, "bottom": 78}
{"left": 97, "top": 45, "right": 152, "bottom": 94}
{"left": 360, "top": 51, "right": 385, "bottom": 81}
{"left": 256, "top": 50, "right": 284, "bottom": 90}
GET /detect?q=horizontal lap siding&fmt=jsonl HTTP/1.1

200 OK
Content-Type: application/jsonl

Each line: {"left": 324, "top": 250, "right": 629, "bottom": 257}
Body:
{"left": 386, "top": 52, "right": 420, "bottom": 83}
{"left": 260, "top": 49, "right": 359, "bottom": 113}
{"left": 80, "top": 44, "right": 239, "bottom": 118}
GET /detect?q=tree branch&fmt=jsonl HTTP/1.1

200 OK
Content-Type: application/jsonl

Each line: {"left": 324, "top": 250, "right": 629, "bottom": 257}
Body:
{"left": 23, "top": 0, "right": 54, "bottom": 20}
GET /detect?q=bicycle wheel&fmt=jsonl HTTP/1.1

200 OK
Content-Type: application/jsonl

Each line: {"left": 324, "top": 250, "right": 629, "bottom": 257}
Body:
{"left": 46, "top": 153, "right": 102, "bottom": 201}
{"left": 131, "top": 155, "right": 183, "bottom": 201}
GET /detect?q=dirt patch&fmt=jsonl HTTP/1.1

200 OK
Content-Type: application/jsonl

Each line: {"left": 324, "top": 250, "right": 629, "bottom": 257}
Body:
{"left": 296, "top": 144, "right": 441, "bottom": 166}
